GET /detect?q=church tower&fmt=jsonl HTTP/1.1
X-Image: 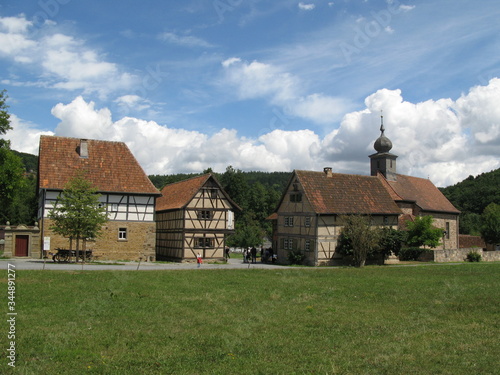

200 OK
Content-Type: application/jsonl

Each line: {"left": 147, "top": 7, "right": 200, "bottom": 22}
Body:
{"left": 369, "top": 114, "right": 397, "bottom": 181}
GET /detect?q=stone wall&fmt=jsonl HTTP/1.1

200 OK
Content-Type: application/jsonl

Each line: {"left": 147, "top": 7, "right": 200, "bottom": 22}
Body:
{"left": 42, "top": 219, "right": 156, "bottom": 261}
{"left": 430, "top": 248, "right": 500, "bottom": 262}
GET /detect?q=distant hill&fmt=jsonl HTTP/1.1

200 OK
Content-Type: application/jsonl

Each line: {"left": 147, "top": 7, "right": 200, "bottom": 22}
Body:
{"left": 149, "top": 170, "right": 291, "bottom": 190}
{"left": 440, "top": 168, "right": 499, "bottom": 215}
{"left": 12, "top": 150, "right": 38, "bottom": 173}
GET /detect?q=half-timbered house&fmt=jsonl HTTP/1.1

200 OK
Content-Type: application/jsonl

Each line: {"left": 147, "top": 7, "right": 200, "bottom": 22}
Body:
{"left": 273, "top": 168, "right": 402, "bottom": 265}
{"left": 155, "top": 174, "right": 240, "bottom": 261}
{"left": 272, "top": 119, "right": 460, "bottom": 266}
{"left": 38, "top": 136, "right": 161, "bottom": 261}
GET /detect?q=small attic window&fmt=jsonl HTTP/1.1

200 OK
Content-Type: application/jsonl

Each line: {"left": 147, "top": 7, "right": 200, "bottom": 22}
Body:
{"left": 79, "top": 139, "right": 89, "bottom": 158}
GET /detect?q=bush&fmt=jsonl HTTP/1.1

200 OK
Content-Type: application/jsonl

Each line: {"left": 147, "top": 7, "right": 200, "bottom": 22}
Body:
{"left": 288, "top": 250, "right": 306, "bottom": 265}
{"left": 465, "top": 251, "right": 482, "bottom": 262}
{"left": 398, "top": 247, "right": 430, "bottom": 261}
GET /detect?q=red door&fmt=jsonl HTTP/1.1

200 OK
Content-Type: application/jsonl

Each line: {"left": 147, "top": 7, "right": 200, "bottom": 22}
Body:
{"left": 15, "top": 235, "right": 29, "bottom": 257}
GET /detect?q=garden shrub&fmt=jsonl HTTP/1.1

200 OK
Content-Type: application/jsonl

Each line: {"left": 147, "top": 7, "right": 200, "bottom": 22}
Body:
{"left": 288, "top": 250, "right": 306, "bottom": 265}
{"left": 465, "top": 251, "right": 482, "bottom": 262}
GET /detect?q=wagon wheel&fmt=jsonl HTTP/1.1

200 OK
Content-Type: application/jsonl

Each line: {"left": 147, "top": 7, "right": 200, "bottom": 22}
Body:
{"left": 58, "top": 252, "right": 70, "bottom": 263}
{"left": 52, "top": 254, "right": 58, "bottom": 263}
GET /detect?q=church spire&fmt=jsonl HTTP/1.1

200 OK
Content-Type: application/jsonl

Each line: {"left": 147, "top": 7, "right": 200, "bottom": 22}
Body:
{"left": 369, "top": 111, "right": 397, "bottom": 181}
{"left": 373, "top": 111, "right": 392, "bottom": 153}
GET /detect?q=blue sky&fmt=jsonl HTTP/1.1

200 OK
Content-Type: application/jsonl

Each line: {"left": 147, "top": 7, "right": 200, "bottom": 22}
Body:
{"left": 1, "top": 0, "right": 499, "bottom": 186}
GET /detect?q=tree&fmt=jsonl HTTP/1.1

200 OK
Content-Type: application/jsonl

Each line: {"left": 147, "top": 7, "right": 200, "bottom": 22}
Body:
{"left": 0, "top": 90, "right": 27, "bottom": 224}
{"left": 338, "top": 215, "right": 381, "bottom": 267}
{"left": 405, "top": 216, "right": 443, "bottom": 249}
{"left": 378, "top": 227, "right": 407, "bottom": 258}
{"left": 0, "top": 147, "right": 25, "bottom": 223}
{"left": 480, "top": 203, "right": 500, "bottom": 245}
{"left": 226, "top": 212, "right": 264, "bottom": 249}
{"left": 0, "top": 90, "right": 12, "bottom": 149}
{"left": 49, "top": 173, "right": 108, "bottom": 261}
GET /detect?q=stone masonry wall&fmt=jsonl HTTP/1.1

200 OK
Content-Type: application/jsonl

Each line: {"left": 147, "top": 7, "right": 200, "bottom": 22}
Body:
{"left": 431, "top": 248, "right": 500, "bottom": 262}
{"left": 42, "top": 219, "right": 156, "bottom": 261}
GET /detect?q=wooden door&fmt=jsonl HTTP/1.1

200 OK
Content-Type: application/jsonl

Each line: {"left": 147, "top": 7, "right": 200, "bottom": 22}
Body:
{"left": 15, "top": 235, "right": 29, "bottom": 257}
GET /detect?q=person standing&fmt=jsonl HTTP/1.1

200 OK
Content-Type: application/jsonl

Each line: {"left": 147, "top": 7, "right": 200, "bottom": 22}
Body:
{"left": 196, "top": 253, "right": 203, "bottom": 268}
{"left": 251, "top": 246, "right": 257, "bottom": 263}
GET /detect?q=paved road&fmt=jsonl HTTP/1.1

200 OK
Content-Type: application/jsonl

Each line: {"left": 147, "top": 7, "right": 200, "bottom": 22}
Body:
{"left": 0, "top": 258, "right": 290, "bottom": 271}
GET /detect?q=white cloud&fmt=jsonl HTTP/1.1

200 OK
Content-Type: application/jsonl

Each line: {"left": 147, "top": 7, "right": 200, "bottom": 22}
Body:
{"left": 6, "top": 79, "right": 500, "bottom": 187}
{"left": 159, "top": 32, "right": 214, "bottom": 48}
{"left": 298, "top": 3, "right": 315, "bottom": 11}
{"left": 5, "top": 115, "right": 54, "bottom": 155}
{"left": 221, "top": 58, "right": 350, "bottom": 124}
{"left": 0, "top": 14, "right": 137, "bottom": 98}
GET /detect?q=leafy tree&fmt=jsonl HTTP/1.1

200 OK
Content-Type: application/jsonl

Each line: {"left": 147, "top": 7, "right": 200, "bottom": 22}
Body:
{"left": 49, "top": 173, "right": 108, "bottom": 261}
{"left": 0, "top": 90, "right": 27, "bottom": 224}
{"left": 226, "top": 212, "right": 264, "bottom": 248}
{"left": 0, "top": 89, "right": 12, "bottom": 149}
{"left": 480, "top": 203, "right": 500, "bottom": 245}
{"left": 405, "top": 216, "right": 443, "bottom": 248}
{"left": 378, "top": 227, "right": 407, "bottom": 257}
{"left": 338, "top": 215, "right": 381, "bottom": 267}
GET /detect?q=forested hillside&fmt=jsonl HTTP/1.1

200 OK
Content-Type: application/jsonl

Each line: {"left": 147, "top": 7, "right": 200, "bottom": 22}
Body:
{"left": 12, "top": 150, "right": 38, "bottom": 172}
{"left": 440, "top": 168, "right": 500, "bottom": 235}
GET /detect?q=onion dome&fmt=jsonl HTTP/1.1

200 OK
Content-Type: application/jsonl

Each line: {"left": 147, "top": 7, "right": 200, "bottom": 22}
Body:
{"left": 374, "top": 115, "right": 392, "bottom": 153}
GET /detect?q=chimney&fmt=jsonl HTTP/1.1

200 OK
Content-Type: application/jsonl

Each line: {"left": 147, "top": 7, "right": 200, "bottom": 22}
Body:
{"left": 323, "top": 167, "right": 333, "bottom": 177}
{"left": 79, "top": 139, "right": 89, "bottom": 158}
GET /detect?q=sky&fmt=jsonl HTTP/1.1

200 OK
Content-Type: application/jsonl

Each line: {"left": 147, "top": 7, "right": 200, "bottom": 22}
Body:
{"left": 0, "top": 0, "right": 499, "bottom": 187}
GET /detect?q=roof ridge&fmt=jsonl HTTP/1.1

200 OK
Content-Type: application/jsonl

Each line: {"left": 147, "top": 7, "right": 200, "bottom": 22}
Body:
{"left": 161, "top": 173, "right": 210, "bottom": 189}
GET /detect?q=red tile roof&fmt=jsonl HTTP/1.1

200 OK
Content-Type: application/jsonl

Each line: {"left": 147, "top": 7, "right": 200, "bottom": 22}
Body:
{"left": 295, "top": 170, "right": 402, "bottom": 215}
{"left": 38, "top": 136, "right": 160, "bottom": 195}
{"left": 156, "top": 174, "right": 211, "bottom": 211}
{"left": 156, "top": 173, "right": 242, "bottom": 212}
{"left": 379, "top": 173, "right": 460, "bottom": 214}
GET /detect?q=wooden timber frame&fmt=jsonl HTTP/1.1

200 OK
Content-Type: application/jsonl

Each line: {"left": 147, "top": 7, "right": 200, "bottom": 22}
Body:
{"left": 156, "top": 174, "right": 240, "bottom": 261}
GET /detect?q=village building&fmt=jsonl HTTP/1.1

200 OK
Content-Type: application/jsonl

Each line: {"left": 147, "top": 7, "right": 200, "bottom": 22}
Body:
{"left": 272, "top": 119, "right": 460, "bottom": 266}
{"left": 155, "top": 174, "right": 240, "bottom": 261}
{"left": 38, "top": 136, "right": 161, "bottom": 261}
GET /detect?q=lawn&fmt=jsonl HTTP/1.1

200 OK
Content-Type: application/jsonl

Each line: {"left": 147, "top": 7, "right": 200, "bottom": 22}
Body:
{"left": 4, "top": 263, "right": 500, "bottom": 374}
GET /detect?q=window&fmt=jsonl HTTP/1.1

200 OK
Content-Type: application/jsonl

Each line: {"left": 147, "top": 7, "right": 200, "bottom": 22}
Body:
{"left": 283, "top": 238, "right": 294, "bottom": 250}
{"left": 305, "top": 217, "right": 311, "bottom": 227}
{"left": 383, "top": 216, "right": 389, "bottom": 225}
{"left": 290, "top": 193, "right": 302, "bottom": 202}
{"left": 284, "top": 216, "right": 294, "bottom": 227}
{"left": 210, "top": 189, "right": 218, "bottom": 199}
{"left": 197, "top": 210, "right": 211, "bottom": 220}
{"left": 197, "top": 238, "right": 213, "bottom": 248}
{"left": 445, "top": 222, "right": 450, "bottom": 239}
{"left": 305, "top": 240, "right": 311, "bottom": 252}
{"left": 118, "top": 228, "right": 127, "bottom": 241}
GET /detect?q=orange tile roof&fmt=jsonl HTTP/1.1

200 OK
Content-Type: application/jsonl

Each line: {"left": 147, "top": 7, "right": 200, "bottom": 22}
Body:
{"left": 295, "top": 170, "right": 402, "bottom": 215}
{"left": 156, "top": 174, "right": 211, "bottom": 211}
{"left": 38, "top": 136, "right": 160, "bottom": 195}
{"left": 381, "top": 173, "right": 460, "bottom": 214}
{"left": 156, "top": 173, "right": 242, "bottom": 212}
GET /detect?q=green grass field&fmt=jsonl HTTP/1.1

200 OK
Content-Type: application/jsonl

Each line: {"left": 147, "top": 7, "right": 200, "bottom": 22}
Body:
{"left": 5, "top": 263, "right": 500, "bottom": 374}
